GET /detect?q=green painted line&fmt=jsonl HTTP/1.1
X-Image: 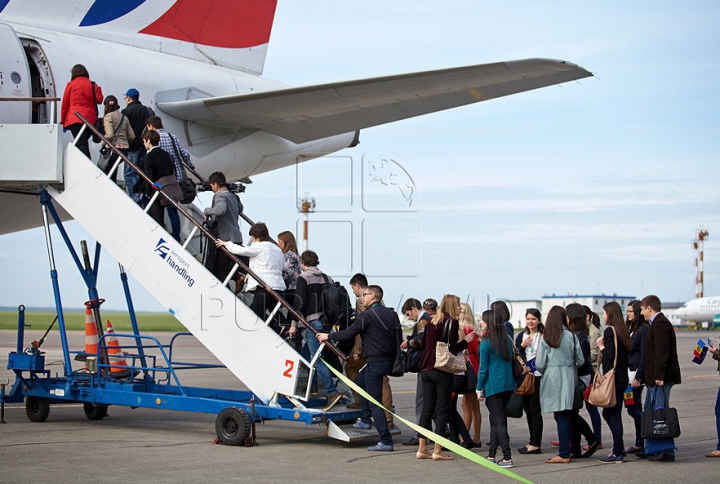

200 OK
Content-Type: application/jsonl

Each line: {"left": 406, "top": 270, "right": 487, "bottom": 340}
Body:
{"left": 322, "top": 360, "right": 534, "bottom": 484}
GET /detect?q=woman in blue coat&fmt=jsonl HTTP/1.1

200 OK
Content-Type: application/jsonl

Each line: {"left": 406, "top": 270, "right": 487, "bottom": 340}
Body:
{"left": 476, "top": 310, "right": 516, "bottom": 468}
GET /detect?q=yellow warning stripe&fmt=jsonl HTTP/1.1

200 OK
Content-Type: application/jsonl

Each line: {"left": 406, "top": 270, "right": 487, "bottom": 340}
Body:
{"left": 323, "top": 360, "right": 534, "bottom": 484}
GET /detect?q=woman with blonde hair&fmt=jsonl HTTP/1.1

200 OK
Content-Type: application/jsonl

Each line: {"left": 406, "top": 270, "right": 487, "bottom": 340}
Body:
{"left": 459, "top": 303, "right": 482, "bottom": 446}
{"left": 416, "top": 294, "right": 472, "bottom": 460}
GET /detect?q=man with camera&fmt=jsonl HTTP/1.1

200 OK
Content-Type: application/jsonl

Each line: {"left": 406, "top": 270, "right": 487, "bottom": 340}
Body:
{"left": 203, "top": 171, "right": 246, "bottom": 286}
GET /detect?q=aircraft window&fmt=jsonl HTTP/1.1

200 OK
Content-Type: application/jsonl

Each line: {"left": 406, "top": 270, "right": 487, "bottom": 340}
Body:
{"left": 11, "top": 72, "right": 22, "bottom": 84}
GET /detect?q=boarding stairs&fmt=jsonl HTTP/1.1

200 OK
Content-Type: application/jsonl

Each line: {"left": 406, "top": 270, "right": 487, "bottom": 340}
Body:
{"left": 0, "top": 114, "right": 346, "bottom": 410}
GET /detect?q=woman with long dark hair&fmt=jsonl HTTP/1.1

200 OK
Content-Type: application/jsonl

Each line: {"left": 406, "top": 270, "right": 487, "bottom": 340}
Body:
{"left": 277, "top": 231, "right": 301, "bottom": 291}
{"left": 596, "top": 301, "right": 631, "bottom": 463}
{"left": 417, "top": 295, "right": 470, "bottom": 460}
{"left": 60, "top": 64, "right": 103, "bottom": 158}
{"left": 100, "top": 95, "right": 135, "bottom": 183}
{"left": 583, "top": 305, "right": 604, "bottom": 450}
{"left": 515, "top": 308, "right": 544, "bottom": 454}
{"left": 625, "top": 299, "right": 649, "bottom": 454}
{"left": 476, "top": 310, "right": 516, "bottom": 468}
{"left": 566, "top": 303, "right": 601, "bottom": 458}
{"left": 536, "top": 306, "right": 584, "bottom": 463}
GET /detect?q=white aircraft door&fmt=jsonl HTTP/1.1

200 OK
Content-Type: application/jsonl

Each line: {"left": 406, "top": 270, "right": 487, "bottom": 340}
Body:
{"left": 0, "top": 23, "right": 32, "bottom": 123}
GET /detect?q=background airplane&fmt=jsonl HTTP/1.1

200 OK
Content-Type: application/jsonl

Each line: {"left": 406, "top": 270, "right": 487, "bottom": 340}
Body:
{"left": 674, "top": 296, "right": 720, "bottom": 328}
{"left": 0, "top": 0, "right": 590, "bottom": 235}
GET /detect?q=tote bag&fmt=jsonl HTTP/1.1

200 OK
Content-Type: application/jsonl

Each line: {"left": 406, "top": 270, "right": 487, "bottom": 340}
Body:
{"left": 587, "top": 326, "right": 617, "bottom": 408}
{"left": 434, "top": 318, "right": 466, "bottom": 374}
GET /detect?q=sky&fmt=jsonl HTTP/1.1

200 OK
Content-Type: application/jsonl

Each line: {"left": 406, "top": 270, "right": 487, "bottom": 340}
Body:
{"left": 1, "top": 0, "right": 719, "bottom": 315}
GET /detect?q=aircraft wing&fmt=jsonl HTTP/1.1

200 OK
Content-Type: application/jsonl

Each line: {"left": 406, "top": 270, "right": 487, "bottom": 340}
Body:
{"left": 157, "top": 58, "right": 592, "bottom": 144}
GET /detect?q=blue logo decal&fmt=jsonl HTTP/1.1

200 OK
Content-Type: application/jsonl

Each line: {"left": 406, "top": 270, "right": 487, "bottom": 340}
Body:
{"left": 155, "top": 238, "right": 169, "bottom": 259}
{"left": 0, "top": 0, "right": 11, "bottom": 15}
{"left": 80, "top": 0, "right": 147, "bottom": 27}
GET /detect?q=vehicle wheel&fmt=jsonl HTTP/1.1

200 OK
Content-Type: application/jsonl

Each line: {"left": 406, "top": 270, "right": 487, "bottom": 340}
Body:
{"left": 26, "top": 396, "right": 50, "bottom": 422}
{"left": 215, "top": 407, "right": 252, "bottom": 446}
{"left": 83, "top": 403, "right": 109, "bottom": 420}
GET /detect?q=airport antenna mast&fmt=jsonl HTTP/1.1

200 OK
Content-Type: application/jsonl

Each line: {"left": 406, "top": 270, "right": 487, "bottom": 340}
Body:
{"left": 693, "top": 228, "right": 709, "bottom": 298}
{"left": 299, "top": 194, "right": 315, "bottom": 252}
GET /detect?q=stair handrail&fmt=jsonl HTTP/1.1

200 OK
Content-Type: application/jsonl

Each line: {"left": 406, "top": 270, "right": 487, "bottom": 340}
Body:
{"left": 72, "top": 113, "right": 346, "bottom": 361}
{"left": 1, "top": 96, "right": 60, "bottom": 123}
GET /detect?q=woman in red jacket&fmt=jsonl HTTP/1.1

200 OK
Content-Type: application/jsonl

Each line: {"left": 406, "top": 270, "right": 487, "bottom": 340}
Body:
{"left": 60, "top": 64, "right": 103, "bottom": 158}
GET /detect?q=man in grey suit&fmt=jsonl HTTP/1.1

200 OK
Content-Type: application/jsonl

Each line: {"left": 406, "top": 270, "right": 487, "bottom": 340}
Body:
{"left": 203, "top": 172, "right": 247, "bottom": 285}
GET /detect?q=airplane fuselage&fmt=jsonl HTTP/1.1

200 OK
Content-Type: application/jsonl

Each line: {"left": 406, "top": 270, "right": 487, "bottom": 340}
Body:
{"left": 674, "top": 296, "right": 720, "bottom": 323}
{"left": 1, "top": 22, "right": 356, "bottom": 181}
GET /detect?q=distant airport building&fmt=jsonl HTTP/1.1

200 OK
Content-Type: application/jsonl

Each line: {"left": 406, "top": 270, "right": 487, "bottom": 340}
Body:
{"left": 541, "top": 294, "right": 635, "bottom": 322}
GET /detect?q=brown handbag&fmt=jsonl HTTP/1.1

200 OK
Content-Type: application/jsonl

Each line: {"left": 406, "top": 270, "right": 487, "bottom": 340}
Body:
{"left": 155, "top": 174, "right": 183, "bottom": 206}
{"left": 587, "top": 326, "right": 618, "bottom": 408}
{"left": 513, "top": 343, "right": 535, "bottom": 396}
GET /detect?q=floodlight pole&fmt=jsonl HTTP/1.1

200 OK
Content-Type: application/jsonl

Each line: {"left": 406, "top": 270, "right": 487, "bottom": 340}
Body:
{"left": 300, "top": 194, "right": 315, "bottom": 252}
{"left": 693, "top": 228, "right": 709, "bottom": 298}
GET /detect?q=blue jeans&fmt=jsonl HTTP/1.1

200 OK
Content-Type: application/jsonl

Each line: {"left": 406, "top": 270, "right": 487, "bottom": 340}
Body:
{"left": 166, "top": 204, "right": 181, "bottom": 242}
{"left": 715, "top": 387, "right": 720, "bottom": 451}
{"left": 585, "top": 401, "right": 602, "bottom": 444}
{"left": 125, "top": 150, "right": 142, "bottom": 203}
{"left": 303, "top": 319, "right": 336, "bottom": 395}
{"left": 644, "top": 383, "right": 675, "bottom": 456}
{"left": 601, "top": 387, "right": 625, "bottom": 456}
{"left": 626, "top": 385, "right": 644, "bottom": 447}
{"left": 355, "top": 359, "right": 393, "bottom": 446}
{"left": 554, "top": 410, "right": 572, "bottom": 458}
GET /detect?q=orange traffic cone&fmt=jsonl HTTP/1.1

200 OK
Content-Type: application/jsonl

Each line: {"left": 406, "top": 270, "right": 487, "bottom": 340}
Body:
{"left": 105, "top": 320, "right": 131, "bottom": 378}
{"left": 84, "top": 305, "right": 98, "bottom": 370}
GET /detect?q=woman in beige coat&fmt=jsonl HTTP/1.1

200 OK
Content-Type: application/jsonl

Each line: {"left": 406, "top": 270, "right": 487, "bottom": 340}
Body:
{"left": 101, "top": 95, "right": 135, "bottom": 183}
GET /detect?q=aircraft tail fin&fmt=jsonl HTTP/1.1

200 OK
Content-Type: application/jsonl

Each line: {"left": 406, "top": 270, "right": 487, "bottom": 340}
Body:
{"left": 0, "top": 0, "right": 278, "bottom": 74}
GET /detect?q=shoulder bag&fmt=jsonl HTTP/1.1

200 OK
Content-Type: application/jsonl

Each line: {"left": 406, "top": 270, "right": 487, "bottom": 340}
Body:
{"left": 90, "top": 81, "right": 103, "bottom": 143}
{"left": 155, "top": 174, "right": 183, "bottom": 206}
{"left": 170, "top": 135, "right": 197, "bottom": 204}
{"left": 587, "top": 326, "right": 618, "bottom": 408}
{"left": 512, "top": 339, "right": 535, "bottom": 396}
{"left": 434, "top": 318, "right": 466, "bottom": 373}
{"left": 571, "top": 333, "right": 586, "bottom": 410}
{"left": 453, "top": 360, "right": 478, "bottom": 394}
{"left": 641, "top": 385, "right": 681, "bottom": 439}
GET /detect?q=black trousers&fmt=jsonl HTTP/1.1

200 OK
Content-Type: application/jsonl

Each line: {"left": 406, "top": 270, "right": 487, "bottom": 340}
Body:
{"left": 570, "top": 409, "right": 598, "bottom": 457}
{"left": 420, "top": 369, "right": 453, "bottom": 440}
{"left": 522, "top": 375, "right": 543, "bottom": 447}
{"left": 486, "top": 390, "right": 513, "bottom": 461}
{"left": 449, "top": 393, "right": 473, "bottom": 444}
{"left": 68, "top": 123, "right": 92, "bottom": 158}
{"left": 213, "top": 249, "right": 248, "bottom": 283}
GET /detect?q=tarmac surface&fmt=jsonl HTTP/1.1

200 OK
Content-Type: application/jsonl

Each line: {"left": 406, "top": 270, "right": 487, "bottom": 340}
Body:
{"left": 1, "top": 329, "right": 718, "bottom": 483}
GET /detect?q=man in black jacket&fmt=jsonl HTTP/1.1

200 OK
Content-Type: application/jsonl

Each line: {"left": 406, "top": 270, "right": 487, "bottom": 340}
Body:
{"left": 319, "top": 285, "right": 400, "bottom": 452}
{"left": 639, "top": 294, "right": 681, "bottom": 462}
{"left": 121, "top": 88, "right": 153, "bottom": 204}
{"left": 137, "top": 131, "right": 180, "bottom": 242}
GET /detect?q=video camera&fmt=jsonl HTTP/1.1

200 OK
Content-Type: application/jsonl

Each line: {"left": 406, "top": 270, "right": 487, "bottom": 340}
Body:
{"left": 196, "top": 181, "right": 246, "bottom": 194}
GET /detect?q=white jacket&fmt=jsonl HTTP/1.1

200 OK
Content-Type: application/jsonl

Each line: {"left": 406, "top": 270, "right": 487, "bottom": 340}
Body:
{"left": 224, "top": 240, "right": 286, "bottom": 291}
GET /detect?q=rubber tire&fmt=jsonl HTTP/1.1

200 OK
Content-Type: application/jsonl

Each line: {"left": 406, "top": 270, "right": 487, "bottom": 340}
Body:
{"left": 83, "top": 403, "right": 109, "bottom": 420}
{"left": 215, "top": 407, "right": 252, "bottom": 446}
{"left": 25, "top": 396, "right": 50, "bottom": 422}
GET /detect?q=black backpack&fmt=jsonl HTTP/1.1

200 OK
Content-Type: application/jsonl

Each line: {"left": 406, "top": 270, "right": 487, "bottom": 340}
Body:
{"left": 320, "top": 274, "right": 352, "bottom": 332}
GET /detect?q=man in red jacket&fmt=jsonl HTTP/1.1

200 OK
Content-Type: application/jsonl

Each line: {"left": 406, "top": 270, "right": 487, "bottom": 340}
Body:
{"left": 639, "top": 294, "right": 681, "bottom": 462}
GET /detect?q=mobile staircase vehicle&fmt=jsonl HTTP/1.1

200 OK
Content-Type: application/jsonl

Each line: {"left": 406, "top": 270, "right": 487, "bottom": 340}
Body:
{"left": 0, "top": 106, "right": 398, "bottom": 444}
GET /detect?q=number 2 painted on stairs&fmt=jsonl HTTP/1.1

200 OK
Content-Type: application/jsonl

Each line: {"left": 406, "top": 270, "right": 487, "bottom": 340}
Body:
{"left": 283, "top": 359, "right": 294, "bottom": 378}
